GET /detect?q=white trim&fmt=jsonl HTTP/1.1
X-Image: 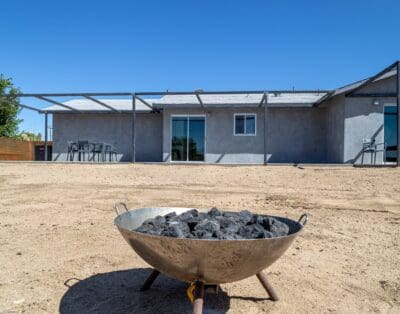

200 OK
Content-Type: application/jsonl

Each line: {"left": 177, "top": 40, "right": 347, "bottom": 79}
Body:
{"left": 170, "top": 114, "right": 206, "bottom": 162}
{"left": 233, "top": 113, "right": 257, "bottom": 136}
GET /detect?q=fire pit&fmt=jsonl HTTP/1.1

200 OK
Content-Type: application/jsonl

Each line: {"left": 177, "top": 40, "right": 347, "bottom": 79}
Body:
{"left": 114, "top": 203, "right": 308, "bottom": 313}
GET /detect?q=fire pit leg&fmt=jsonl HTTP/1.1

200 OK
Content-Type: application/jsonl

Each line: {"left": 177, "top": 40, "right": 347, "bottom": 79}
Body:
{"left": 192, "top": 280, "right": 205, "bottom": 314}
{"left": 140, "top": 269, "right": 160, "bottom": 291}
{"left": 256, "top": 271, "right": 279, "bottom": 301}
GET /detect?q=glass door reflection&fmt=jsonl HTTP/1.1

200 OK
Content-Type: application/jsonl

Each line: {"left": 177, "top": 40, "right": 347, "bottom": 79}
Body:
{"left": 171, "top": 116, "right": 205, "bottom": 162}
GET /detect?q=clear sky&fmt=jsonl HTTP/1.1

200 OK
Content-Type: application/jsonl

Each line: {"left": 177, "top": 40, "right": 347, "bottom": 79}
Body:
{"left": 1, "top": 0, "right": 399, "bottom": 135}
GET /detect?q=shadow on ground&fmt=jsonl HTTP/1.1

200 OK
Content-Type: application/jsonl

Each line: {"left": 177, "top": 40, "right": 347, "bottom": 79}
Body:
{"left": 59, "top": 268, "right": 230, "bottom": 313}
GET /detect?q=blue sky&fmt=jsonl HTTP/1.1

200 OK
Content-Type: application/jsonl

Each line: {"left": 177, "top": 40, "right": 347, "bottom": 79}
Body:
{"left": 1, "top": 0, "right": 399, "bottom": 135}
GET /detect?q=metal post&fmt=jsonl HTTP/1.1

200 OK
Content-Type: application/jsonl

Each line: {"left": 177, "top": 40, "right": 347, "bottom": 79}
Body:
{"left": 132, "top": 93, "right": 136, "bottom": 163}
{"left": 192, "top": 280, "right": 205, "bottom": 314}
{"left": 263, "top": 92, "right": 269, "bottom": 165}
{"left": 140, "top": 269, "right": 160, "bottom": 291}
{"left": 397, "top": 62, "right": 400, "bottom": 166}
{"left": 256, "top": 271, "right": 279, "bottom": 301}
{"left": 44, "top": 112, "right": 48, "bottom": 161}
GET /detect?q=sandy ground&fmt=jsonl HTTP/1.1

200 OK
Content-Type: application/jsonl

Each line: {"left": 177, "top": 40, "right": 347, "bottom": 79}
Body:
{"left": 0, "top": 163, "right": 399, "bottom": 314}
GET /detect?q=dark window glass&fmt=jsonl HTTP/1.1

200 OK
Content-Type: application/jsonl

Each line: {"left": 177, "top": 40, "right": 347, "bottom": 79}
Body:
{"left": 235, "top": 114, "right": 255, "bottom": 135}
{"left": 171, "top": 116, "right": 205, "bottom": 161}
{"left": 188, "top": 117, "right": 205, "bottom": 161}
{"left": 384, "top": 106, "right": 398, "bottom": 162}
{"left": 171, "top": 117, "right": 187, "bottom": 161}
{"left": 235, "top": 115, "right": 245, "bottom": 134}
{"left": 245, "top": 116, "right": 256, "bottom": 134}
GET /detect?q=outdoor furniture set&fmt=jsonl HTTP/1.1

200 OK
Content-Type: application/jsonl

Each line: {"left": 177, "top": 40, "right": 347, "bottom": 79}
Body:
{"left": 67, "top": 140, "right": 118, "bottom": 162}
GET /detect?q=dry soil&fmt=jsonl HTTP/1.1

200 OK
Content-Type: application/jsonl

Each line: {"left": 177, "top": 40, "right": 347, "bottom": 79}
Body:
{"left": 0, "top": 163, "right": 399, "bottom": 313}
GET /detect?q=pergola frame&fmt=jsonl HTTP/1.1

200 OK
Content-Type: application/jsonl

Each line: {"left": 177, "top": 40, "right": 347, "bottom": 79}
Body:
{"left": 5, "top": 90, "right": 327, "bottom": 163}
{"left": 1, "top": 75, "right": 398, "bottom": 166}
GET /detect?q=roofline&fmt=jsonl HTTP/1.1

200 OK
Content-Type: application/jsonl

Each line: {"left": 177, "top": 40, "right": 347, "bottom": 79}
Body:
{"left": 316, "top": 60, "right": 400, "bottom": 107}
{"left": 345, "top": 61, "right": 399, "bottom": 97}
{"left": 7, "top": 90, "right": 331, "bottom": 98}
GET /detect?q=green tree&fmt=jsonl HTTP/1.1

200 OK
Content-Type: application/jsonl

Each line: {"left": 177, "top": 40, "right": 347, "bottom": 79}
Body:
{"left": 0, "top": 75, "right": 22, "bottom": 138}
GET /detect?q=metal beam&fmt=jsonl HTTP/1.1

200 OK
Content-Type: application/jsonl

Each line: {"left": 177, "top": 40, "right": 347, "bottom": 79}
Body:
{"left": 18, "top": 92, "right": 132, "bottom": 97}
{"left": 1, "top": 90, "right": 332, "bottom": 98}
{"left": 258, "top": 93, "right": 266, "bottom": 107}
{"left": 44, "top": 113, "right": 48, "bottom": 161}
{"left": 263, "top": 92, "right": 269, "bottom": 165}
{"left": 132, "top": 94, "right": 136, "bottom": 163}
{"left": 135, "top": 90, "right": 331, "bottom": 96}
{"left": 135, "top": 95, "right": 154, "bottom": 110}
{"left": 348, "top": 93, "right": 397, "bottom": 98}
{"left": 313, "top": 91, "right": 334, "bottom": 107}
{"left": 346, "top": 61, "right": 398, "bottom": 97}
{"left": 397, "top": 62, "right": 400, "bottom": 166}
{"left": 36, "top": 96, "right": 79, "bottom": 112}
{"left": 19, "top": 103, "right": 45, "bottom": 113}
{"left": 83, "top": 95, "right": 119, "bottom": 112}
{"left": 195, "top": 93, "right": 204, "bottom": 108}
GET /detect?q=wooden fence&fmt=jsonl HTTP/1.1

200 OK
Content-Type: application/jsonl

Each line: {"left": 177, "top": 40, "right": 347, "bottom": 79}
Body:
{"left": 0, "top": 137, "right": 52, "bottom": 161}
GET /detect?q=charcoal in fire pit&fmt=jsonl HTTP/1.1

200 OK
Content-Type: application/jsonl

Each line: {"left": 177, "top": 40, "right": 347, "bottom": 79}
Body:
{"left": 164, "top": 211, "right": 177, "bottom": 220}
{"left": 134, "top": 208, "right": 290, "bottom": 240}
{"left": 192, "top": 229, "right": 214, "bottom": 239}
{"left": 194, "top": 219, "right": 220, "bottom": 235}
{"left": 161, "top": 221, "right": 190, "bottom": 238}
{"left": 174, "top": 209, "right": 199, "bottom": 221}
{"left": 208, "top": 207, "right": 222, "bottom": 217}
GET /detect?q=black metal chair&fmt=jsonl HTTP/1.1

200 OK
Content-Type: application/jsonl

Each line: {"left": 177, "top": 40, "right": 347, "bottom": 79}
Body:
{"left": 104, "top": 144, "right": 118, "bottom": 162}
{"left": 67, "top": 141, "right": 78, "bottom": 161}
{"left": 78, "top": 140, "right": 90, "bottom": 161}
{"left": 91, "top": 142, "right": 104, "bottom": 162}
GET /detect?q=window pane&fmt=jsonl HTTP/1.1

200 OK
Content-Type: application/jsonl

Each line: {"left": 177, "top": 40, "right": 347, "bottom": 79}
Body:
{"left": 171, "top": 117, "right": 187, "bottom": 161}
{"left": 245, "top": 116, "right": 255, "bottom": 134}
{"left": 188, "top": 117, "right": 205, "bottom": 161}
{"left": 235, "top": 115, "right": 245, "bottom": 134}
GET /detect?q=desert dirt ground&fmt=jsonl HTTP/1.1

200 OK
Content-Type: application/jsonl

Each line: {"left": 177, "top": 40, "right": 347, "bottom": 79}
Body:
{"left": 0, "top": 163, "right": 399, "bottom": 314}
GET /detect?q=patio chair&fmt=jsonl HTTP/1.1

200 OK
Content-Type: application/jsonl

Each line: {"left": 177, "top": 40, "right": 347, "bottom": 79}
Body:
{"left": 361, "top": 138, "right": 386, "bottom": 165}
{"left": 77, "top": 140, "right": 91, "bottom": 161}
{"left": 66, "top": 141, "right": 78, "bottom": 161}
{"left": 91, "top": 142, "right": 104, "bottom": 162}
{"left": 104, "top": 144, "right": 118, "bottom": 162}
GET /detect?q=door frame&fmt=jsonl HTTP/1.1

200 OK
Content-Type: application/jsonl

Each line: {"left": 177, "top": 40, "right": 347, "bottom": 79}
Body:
{"left": 170, "top": 114, "right": 206, "bottom": 162}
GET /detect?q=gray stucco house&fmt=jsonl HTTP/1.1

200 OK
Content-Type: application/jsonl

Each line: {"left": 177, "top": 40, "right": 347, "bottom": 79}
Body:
{"left": 43, "top": 62, "right": 399, "bottom": 164}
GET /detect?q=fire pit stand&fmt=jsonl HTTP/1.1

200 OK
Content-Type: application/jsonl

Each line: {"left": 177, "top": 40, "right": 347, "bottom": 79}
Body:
{"left": 140, "top": 268, "right": 279, "bottom": 313}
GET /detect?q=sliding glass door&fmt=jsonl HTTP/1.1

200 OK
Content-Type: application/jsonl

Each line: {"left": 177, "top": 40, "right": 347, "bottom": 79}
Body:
{"left": 171, "top": 116, "right": 205, "bottom": 161}
{"left": 384, "top": 105, "right": 397, "bottom": 162}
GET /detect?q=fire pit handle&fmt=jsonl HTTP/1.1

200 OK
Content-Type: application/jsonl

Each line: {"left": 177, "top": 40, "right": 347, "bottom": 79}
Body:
{"left": 298, "top": 213, "right": 308, "bottom": 226}
{"left": 114, "top": 202, "right": 129, "bottom": 216}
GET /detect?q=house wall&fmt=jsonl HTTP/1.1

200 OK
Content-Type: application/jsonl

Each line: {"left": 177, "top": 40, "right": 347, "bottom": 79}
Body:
{"left": 342, "top": 76, "right": 396, "bottom": 164}
{"left": 162, "top": 107, "right": 327, "bottom": 163}
{"left": 267, "top": 107, "right": 327, "bottom": 163}
{"left": 52, "top": 113, "right": 162, "bottom": 162}
{"left": 325, "top": 95, "right": 345, "bottom": 163}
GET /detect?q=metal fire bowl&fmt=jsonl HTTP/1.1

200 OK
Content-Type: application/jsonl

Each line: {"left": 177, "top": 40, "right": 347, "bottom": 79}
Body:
{"left": 114, "top": 204, "right": 308, "bottom": 284}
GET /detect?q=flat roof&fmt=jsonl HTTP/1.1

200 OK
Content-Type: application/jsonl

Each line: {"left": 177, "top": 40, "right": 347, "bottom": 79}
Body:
{"left": 42, "top": 92, "right": 328, "bottom": 112}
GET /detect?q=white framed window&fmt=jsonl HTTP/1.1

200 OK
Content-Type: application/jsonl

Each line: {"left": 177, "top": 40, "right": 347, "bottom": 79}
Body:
{"left": 234, "top": 113, "right": 257, "bottom": 136}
